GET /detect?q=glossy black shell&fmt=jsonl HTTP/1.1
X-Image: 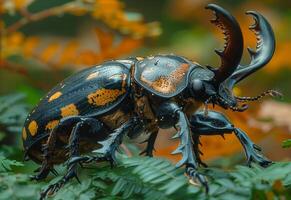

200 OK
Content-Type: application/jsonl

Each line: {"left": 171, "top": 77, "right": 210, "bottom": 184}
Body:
{"left": 134, "top": 55, "right": 196, "bottom": 98}
{"left": 22, "top": 61, "right": 131, "bottom": 152}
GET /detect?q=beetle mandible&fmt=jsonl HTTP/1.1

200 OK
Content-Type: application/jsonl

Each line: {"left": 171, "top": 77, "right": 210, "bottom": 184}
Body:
{"left": 22, "top": 4, "right": 281, "bottom": 198}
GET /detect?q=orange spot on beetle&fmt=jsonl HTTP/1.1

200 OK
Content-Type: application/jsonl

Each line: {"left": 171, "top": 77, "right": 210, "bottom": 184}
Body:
{"left": 86, "top": 71, "right": 100, "bottom": 80}
{"left": 22, "top": 128, "right": 27, "bottom": 140}
{"left": 87, "top": 88, "right": 126, "bottom": 106}
{"left": 28, "top": 120, "right": 38, "bottom": 136}
{"left": 61, "top": 104, "right": 79, "bottom": 117}
{"left": 45, "top": 120, "right": 60, "bottom": 130}
{"left": 48, "top": 92, "right": 62, "bottom": 102}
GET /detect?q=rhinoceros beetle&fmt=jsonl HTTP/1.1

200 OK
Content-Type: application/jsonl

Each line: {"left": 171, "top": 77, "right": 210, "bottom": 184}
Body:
{"left": 22, "top": 3, "right": 281, "bottom": 198}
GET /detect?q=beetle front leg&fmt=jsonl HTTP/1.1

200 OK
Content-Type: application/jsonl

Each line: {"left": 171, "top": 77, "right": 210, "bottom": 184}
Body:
{"left": 157, "top": 102, "right": 208, "bottom": 192}
{"left": 190, "top": 110, "right": 272, "bottom": 167}
{"left": 192, "top": 134, "right": 208, "bottom": 167}
{"left": 234, "top": 128, "right": 272, "bottom": 167}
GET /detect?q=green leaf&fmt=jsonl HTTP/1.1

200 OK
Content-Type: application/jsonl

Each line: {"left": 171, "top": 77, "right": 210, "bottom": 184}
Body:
{"left": 0, "top": 156, "right": 23, "bottom": 172}
{"left": 0, "top": 93, "right": 29, "bottom": 135}
{"left": 282, "top": 139, "right": 291, "bottom": 148}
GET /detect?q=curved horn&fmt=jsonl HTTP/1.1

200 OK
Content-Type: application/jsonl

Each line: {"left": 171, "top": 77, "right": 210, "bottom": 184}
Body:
{"left": 206, "top": 4, "right": 244, "bottom": 85}
{"left": 227, "top": 11, "right": 275, "bottom": 87}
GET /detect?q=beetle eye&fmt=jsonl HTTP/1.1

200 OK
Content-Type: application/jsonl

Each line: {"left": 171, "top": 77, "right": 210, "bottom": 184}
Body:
{"left": 192, "top": 79, "right": 204, "bottom": 93}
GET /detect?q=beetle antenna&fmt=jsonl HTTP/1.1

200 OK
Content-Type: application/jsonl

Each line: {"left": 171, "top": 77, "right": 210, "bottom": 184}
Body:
{"left": 236, "top": 89, "right": 282, "bottom": 102}
{"left": 229, "top": 104, "right": 248, "bottom": 112}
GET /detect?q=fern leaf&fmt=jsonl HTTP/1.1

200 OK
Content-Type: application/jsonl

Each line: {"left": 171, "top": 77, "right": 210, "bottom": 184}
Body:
{"left": 0, "top": 155, "right": 23, "bottom": 172}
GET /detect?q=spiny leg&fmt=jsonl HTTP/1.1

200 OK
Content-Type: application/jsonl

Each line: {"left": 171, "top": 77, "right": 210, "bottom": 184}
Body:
{"left": 41, "top": 121, "right": 83, "bottom": 199}
{"left": 40, "top": 117, "right": 98, "bottom": 199}
{"left": 192, "top": 134, "right": 208, "bottom": 167}
{"left": 31, "top": 117, "right": 82, "bottom": 182}
{"left": 30, "top": 135, "right": 55, "bottom": 181}
{"left": 234, "top": 128, "right": 271, "bottom": 167}
{"left": 190, "top": 110, "right": 271, "bottom": 167}
{"left": 31, "top": 128, "right": 59, "bottom": 181}
{"left": 69, "top": 117, "right": 138, "bottom": 166}
{"left": 156, "top": 101, "right": 208, "bottom": 192}
{"left": 175, "top": 109, "right": 208, "bottom": 191}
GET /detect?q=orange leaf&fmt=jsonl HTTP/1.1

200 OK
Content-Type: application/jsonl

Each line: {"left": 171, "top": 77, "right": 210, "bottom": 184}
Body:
{"left": 75, "top": 50, "right": 101, "bottom": 66}
{"left": 39, "top": 43, "right": 60, "bottom": 63}
{"left": 7, "top": 32, "right": 24, "bottom": 48}
{"left": 23, "top": 36, "right": 40, "bottom": 57}
{"left": 58, "top": 41, "right": 79, "bottom": 66}
{"left": 12, "top": 0, "right": 31, "bottom": 10}
{"left": 95, "top": 29, "right": 114, "bottom": 52}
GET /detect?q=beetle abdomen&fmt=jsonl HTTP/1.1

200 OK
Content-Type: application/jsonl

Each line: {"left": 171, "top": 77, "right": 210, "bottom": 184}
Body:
{"left": 22, "top": 61, "right": 132, "bottom": 153}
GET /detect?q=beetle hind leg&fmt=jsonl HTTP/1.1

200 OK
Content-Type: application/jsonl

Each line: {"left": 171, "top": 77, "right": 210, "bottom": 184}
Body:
{"left": 31, "top": 128, "right": 60, "bottom": 181}
{"left": 40, "top": 117, "right": 106, "bottom": 199}
{"left": 31, "top": 116, "right": 83, "bottom": 182}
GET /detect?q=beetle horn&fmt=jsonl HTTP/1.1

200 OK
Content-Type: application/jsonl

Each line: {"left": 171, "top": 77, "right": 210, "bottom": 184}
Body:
{"left": 206, "top": 4, "right": 244, "bottom": 85}
{"left": 226, "top": 11, "right": 275, "bottom": 88}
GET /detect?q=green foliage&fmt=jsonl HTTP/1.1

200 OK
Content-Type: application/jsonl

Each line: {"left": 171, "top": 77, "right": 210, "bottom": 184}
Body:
{"left": 49, "top": 155, "right": 291, "bottom": 200}
{"left": 0, "top": 155, "right": 23, "bottom": 172}
{"left": 282, "top": 139, "right": 291, "bottom": 148}
{"left": 0, "top": 151, "right": 291, "bottom": 200}
{"left": 0, "top": 93, "right": 29, "bottom": 135}
{"left": 0, "top": 172, "right": 43, "bottom": 200}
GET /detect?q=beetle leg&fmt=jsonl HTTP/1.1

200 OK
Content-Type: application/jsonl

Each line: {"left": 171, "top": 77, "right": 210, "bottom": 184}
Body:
{"left": 234, "top": 128, "right": 272, "bottom": 167}
{"left": 156, "top": 101, "right": 208, "bottom": 192}
{"left": 40, "top": 119, "right": 86, "bottom": 199}
{"left": 31, "top": 164, "right": 51, "bottom": 181}
{"left": 190, "top": 110, "right": 272, "bottom": 167}
{"left": 174, "top": 108, "right": 209, "bottom": 192}
{"left": 90, "top": 117, "right": 138, "bottom": 164}
{"left": 139, "top": 130, "right": 158, "bottom": 157}
{"left": 192, "top": 134, "right": 208, "bottom": 167}
{"left": 31, "top": 116, "right": 81, "bottom": 181}
{"left": 31, "top": 129, "right": 58, "bottom": 181}
{"left": 67, "top": 117, "right": 138, "bottom": 166}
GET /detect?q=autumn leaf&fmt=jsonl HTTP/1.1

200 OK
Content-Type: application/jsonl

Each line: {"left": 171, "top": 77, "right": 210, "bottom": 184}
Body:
{"left": 0, "top": 0, "right": 160, "bottom": 70}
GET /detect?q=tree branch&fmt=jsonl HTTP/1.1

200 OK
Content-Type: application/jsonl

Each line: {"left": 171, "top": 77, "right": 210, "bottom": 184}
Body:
{"left": 5, "top": 2, "right": 90, "bottom": 34}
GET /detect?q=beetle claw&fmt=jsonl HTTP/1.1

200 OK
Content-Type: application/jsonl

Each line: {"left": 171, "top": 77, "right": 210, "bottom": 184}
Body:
{"left": 186, "top": 165, "right": 209, "bottom": 193}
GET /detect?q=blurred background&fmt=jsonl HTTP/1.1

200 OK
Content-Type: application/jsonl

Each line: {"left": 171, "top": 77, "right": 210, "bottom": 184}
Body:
{"left": 0, "top": 0, "right": 290, "bottom": 169}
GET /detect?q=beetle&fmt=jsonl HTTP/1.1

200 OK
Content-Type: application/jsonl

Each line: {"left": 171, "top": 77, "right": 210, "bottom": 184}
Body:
{"left": 22, "top": 4, "right": 281, "bottom": 198}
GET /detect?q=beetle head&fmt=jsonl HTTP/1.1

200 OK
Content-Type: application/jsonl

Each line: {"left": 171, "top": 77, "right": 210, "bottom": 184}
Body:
{"left": 190, "top": 74, "right": 247, "bottom": 112}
